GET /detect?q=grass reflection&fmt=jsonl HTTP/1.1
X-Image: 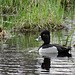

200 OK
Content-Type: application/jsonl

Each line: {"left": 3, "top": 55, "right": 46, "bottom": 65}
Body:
{"left": 0, "top": 29, "right": 73, "bottom": 50}
{"left": 7, "top": 31, "right": 40, "bottom": 50}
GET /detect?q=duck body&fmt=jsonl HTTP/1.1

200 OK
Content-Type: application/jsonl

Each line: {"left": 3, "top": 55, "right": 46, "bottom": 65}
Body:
{"left": 38, "top": 30, "right": 71, "bottom": 57}
{"left": 39, "top": 44, "right": 58, "bottom": 54}
{"left": 39, "top": 44, "right": 71, "bottom": 56}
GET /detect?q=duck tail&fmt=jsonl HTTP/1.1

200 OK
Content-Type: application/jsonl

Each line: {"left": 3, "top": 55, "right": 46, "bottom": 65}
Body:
{"left": 58, "top": 46, "right": 72, "bottom": 57}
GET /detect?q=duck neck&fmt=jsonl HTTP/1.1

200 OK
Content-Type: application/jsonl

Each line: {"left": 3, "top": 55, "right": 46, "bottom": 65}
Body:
{"left": 43, "top": 42, "right": 50, "bottom": 45}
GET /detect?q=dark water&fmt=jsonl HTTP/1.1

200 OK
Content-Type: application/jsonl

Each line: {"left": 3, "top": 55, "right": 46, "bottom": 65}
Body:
{"left": 0, "top": 28, "right": 75, "bottom": 75}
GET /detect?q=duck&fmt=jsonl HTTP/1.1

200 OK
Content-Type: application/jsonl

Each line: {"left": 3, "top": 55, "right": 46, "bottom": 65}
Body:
{"left": 36, "top": 30, "right": 71, "bottom": 57}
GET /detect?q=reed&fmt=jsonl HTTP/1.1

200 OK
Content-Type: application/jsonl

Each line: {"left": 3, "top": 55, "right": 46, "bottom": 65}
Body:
{"left": 0, "top": 0, "right": 74, "bottom": 30}
{"left": 65, "top": 28, "right": 75, "bottom": 46}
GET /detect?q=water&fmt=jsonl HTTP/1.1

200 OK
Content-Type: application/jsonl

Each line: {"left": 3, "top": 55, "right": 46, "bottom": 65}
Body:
{"left": 0, "top": 29, "right": 75, "bottom": 75}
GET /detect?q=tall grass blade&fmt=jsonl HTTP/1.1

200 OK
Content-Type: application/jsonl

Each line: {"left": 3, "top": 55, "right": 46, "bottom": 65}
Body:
{"left": 65, "top": 28, "right": 75, "bottom": 46}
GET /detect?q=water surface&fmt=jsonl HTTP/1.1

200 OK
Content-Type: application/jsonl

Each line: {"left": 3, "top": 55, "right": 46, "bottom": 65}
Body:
{"left": 0, "top": 29, "right": 75, "bottom": 75}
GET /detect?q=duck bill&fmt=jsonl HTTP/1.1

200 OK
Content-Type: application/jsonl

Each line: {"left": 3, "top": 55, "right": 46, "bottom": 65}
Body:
{"left": 35, "top": 36, "right": 41, "bottom": 41}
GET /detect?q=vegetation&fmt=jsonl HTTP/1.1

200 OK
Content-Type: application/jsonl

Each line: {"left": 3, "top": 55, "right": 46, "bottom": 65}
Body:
{"left": 65, "top": 28, "right": 75, "bottom": 46}
{"left": 0, "top": 0, "right": 74, "bottom": 31}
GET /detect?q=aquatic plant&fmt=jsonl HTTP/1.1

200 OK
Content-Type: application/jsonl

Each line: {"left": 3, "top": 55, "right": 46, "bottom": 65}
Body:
{"left": 65, "top": 28, "right": 75, "bottom": 46}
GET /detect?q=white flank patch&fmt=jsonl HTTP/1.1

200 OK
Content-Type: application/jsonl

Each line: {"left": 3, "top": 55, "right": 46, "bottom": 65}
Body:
{"left": 39, "top": 46, "right": 58, "bottom": 54}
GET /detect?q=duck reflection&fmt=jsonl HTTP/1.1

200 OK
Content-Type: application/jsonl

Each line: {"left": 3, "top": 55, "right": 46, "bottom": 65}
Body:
{"left": 41, "top": 57, "right": 50, "bottom": 70}
{"left": 40, "top": 53, "right": 72, "bottom": 72}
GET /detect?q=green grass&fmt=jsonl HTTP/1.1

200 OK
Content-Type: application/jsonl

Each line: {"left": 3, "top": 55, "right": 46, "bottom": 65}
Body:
{"left": 65, "top": 28, "right": 75, "bottom": 46}
{"left": 0, "top": 0, "right": 74, "bottom": 30}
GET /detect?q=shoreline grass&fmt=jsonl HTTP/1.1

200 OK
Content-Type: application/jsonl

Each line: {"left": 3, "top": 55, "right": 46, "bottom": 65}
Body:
{"left": 0, "top": 0, "right": 74, "bottom": 31}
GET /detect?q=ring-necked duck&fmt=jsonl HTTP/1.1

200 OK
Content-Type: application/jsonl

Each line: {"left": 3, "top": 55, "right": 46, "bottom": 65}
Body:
{"left": 36, "top": 30, "right": 71, "bottom": 57}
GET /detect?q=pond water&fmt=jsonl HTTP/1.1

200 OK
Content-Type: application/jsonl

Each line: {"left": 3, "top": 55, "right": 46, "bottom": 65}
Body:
{"left": 0, "top": 26, "right": 75, "bottom": 75}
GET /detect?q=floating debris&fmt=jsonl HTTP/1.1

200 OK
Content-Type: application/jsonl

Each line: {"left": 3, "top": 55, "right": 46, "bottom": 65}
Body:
{"left": 0, "top": 30, "right": 10, "bottom": 39}
{"left": 0, "top": 26, "right": 15, "bottom": 43}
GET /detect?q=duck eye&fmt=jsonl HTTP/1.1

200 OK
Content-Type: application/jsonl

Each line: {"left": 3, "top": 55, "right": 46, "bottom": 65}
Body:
{"left": 43, "top": 34, "right": 45, "bottom": 36}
